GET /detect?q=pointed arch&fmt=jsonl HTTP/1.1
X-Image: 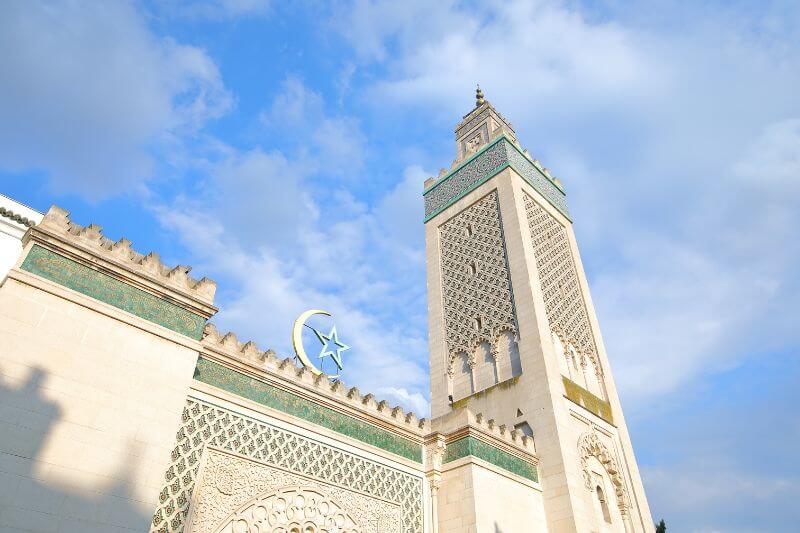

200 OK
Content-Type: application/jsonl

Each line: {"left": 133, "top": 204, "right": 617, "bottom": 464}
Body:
{"left": 578, "top": 431, "right": 628, "bottom": 517}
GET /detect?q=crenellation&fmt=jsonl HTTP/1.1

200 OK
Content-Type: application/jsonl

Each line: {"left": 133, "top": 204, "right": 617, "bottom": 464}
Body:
{"left": 31, "top": 205, "right": 217, "bottom": 305}
{"left": 434, "top": 407, "right": 537, "bottom": 457}
{"left": 200, "top": 322, "right": 430, "bottom": 435}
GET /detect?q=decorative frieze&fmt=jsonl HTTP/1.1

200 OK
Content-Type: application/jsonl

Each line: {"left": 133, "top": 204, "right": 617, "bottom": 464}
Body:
{"left": 427, "top": 407, "right": 537, "bottom": 484}
{"left": 32, "top": 205, "right": 217, "bottom": 303}
{"left": 423, "top": 136, "right": 569, "bottom": 222}
{"left": 201, "top": 323, "right": 428, "bottom": 433}
{"left": 193, "top": 356, "right": 424, "bottom": 462}
{"left": 20, "top": 244, "right": 208, "bottom": 339}
{"left": 443, "top": 435, "right": 538, "bottom": 483}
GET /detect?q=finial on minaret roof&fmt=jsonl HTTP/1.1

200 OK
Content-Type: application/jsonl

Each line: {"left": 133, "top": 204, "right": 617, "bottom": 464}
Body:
{"left": 476, "top": 84, "right": 485, "bottom": 107}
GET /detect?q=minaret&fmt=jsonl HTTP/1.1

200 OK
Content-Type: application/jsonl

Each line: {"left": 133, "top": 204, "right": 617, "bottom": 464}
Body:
{"left": 424, "top": 87, "right": 654, "bottom": 532}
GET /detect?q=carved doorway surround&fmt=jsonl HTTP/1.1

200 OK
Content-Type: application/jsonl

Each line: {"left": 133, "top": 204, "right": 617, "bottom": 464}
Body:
{"left": 214, "top": 486, "right": 361, "bottom": 533}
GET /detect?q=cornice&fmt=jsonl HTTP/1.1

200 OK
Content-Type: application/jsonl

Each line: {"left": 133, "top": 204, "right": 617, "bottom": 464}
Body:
{"left": 25, "top": 205, "right": 217, "bottom": 312}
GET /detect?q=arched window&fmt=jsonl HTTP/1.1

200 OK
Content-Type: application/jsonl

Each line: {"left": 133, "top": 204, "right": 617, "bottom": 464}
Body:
{"left": 596, "top": 485, "right": 612, "bottom": 523}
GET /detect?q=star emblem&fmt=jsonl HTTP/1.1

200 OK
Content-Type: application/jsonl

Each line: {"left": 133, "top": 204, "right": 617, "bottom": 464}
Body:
{"left": 310, "top": 325, "right": 349, "bottom": 372}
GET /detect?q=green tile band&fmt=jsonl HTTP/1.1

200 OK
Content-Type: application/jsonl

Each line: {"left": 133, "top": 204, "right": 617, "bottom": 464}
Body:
{"left": 423, "top": 135, "right": 570, "bottom": 223}
{"left": 444, "top": 435, "right": 539, "bottom": 483}
{"left": 193, "top": 356, "right": 423, "bottom": 462}
{"left": 20, "top": 244, "right": 206, "bottom": 339}
{"left": 562, "top": 376, "right": 614, "bottom": 425}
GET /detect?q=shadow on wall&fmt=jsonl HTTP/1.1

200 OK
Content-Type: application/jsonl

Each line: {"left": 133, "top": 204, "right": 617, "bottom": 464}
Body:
{"left": 0, "top": 365, "right": 152, "bottom": 532}
{"left": 495, "top": 522, "right": 505, "bottom": 533}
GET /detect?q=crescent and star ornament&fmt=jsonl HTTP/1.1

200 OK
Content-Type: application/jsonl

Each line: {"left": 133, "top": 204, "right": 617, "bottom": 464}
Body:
{"left": 292, "top": 309, "right": 350, "bottom": 378}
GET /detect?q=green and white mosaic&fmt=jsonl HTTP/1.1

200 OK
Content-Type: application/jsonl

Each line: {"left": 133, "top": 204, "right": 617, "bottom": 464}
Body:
{"left": 194, "top": 356, "right": 423, "bottom": 462}
{"left": 423, "top": 135, "right": 570, "bottom": 222}
{"left": 20, "top": 244, "right": 206, "bottom": 339}
{"left": 444, "top": 435, "right": 539, "bottom": 483}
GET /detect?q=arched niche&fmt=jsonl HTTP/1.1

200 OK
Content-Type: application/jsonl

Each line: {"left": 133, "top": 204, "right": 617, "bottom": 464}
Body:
{"left": 214, "top": 486, "right": 362, "bottom": 533}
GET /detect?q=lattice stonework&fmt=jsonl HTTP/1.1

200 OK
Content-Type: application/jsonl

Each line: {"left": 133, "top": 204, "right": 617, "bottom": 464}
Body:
{"left": 523, "top": 194, "right": 599, "bottom": 369}
{"left": 151, "top": 398, "right": 423, "bottom": 533}
{"left": 439, "top": 191, "right": 517, "bottom": 363}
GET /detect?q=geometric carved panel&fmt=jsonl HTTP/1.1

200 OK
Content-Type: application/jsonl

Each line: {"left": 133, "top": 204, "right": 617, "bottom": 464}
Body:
{"left": 150, "top": 399, "right": 422, "bottom": 533}
{"left": 439, "top": 190, "right": 517, "bottom": 365}
{"left": 188, "top": 448, "right": 401, "bottom": 532}
{"left": 523, "top": 193, "right": 601, "bottom": 372}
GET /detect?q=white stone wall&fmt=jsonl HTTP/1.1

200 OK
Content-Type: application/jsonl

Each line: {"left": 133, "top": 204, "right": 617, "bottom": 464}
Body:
{"left": 0, "top": 269, "right": 201, "bottom": 531}
{"left": 438, "top": 459, "right": 546, "bottom": 533}
{"left": 472, "top": 464, "right": 546, "bottom": 533}
{"left": 0, "top": 194, "right": 42, "bottom": 282}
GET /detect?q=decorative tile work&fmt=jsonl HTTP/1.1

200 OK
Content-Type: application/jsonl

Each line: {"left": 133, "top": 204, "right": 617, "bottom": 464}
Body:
{"left": 506, "top": 145, "right": 568, "bottom": 214}
{"left": 194, "top": 357, "right": 422, "bottom": 462}
{"left": 424, "top": 139, "right": 507, "bottom": 220}
{"left": 438, "top": 191, "right": 517, "bottom": 360}
{"left": 443, "top": 435, "right": 538, "bottom": 483}
{"left": 20, "top": 244, "right": 206, "bottom": 339}
{"left": 562, "top": 377, "right": 614, "bottom": 424}
{"left": 423, "top": 136, "right": 569, "bottom": 222}
{"left": 151, "top": 398, "right": 423, "bottom": 533}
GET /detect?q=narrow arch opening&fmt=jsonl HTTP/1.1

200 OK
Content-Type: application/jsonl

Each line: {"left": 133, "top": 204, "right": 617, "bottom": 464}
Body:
{"left": 596, "top": 485, "right": 612, "bottom": 524}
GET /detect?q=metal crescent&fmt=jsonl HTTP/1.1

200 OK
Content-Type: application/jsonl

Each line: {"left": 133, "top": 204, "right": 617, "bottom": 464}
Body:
{"left": 292, "top": 309, "right": 331, "bottom": 376}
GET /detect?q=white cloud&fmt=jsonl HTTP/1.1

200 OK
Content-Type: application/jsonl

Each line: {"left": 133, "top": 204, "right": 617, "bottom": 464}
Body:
{"left": 156, "top": 77, "right": 432, "bottom": 413}
{"left": 260, "top": 77, "right": 367, "bottom": 177}
{"left": 0, "top": 0, "right": 231, "bottom": 199}
{"left": 341, "top": 0, "right": 654, "bottom": 122}
{"left": 334, "top": 0, "right": 800, "bottom": 409}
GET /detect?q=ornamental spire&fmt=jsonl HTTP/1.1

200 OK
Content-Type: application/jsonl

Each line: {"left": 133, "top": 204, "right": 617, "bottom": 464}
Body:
{"left": 476, "top": 84, "right": 485, "bottom": 107}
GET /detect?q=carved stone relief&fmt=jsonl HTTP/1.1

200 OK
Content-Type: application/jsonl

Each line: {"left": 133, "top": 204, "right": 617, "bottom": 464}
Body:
{"left": 188, "top": 448, "right": 400, "bottom": 533}
{"left": 215, "top": 486, "right": 360, "bottom": 533}
{"left": 523, "top": 193, "right": 602, "bottom": 378}
{"left": 577, "top": 431, "right": 628, "bottom": 517}
{"left": 438, "top": 191, "right": 520, "bottom": 399}
{"left": 151, "top": 399, "right": 422, "bottom": 533}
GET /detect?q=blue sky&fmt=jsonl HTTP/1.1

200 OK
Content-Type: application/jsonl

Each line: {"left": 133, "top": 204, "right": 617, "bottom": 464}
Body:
{"left": 2, "top": 0, "right": 799, "bottom": 530}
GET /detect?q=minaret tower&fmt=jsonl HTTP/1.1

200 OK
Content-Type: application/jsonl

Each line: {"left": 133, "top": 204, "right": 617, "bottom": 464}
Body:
{"left": 424, "top": 87, "right": 654, "bottom": 532}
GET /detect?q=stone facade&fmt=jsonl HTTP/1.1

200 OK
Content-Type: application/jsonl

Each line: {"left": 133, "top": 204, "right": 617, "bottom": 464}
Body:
{"left": 0, "top": 92, "right": 652, "bottom": 532}
{"left": 425, "top": 94, "right": 654, "bottom": 532}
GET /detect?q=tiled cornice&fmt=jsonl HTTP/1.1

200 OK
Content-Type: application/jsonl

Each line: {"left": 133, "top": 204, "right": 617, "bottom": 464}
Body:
{"left": 423, "top": 134, "right": 569, "bottom": 222}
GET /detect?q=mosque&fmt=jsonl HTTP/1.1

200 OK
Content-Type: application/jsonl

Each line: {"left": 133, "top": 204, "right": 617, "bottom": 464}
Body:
{"left": 0, "top": 89, "right": 654, "bottom": 532}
